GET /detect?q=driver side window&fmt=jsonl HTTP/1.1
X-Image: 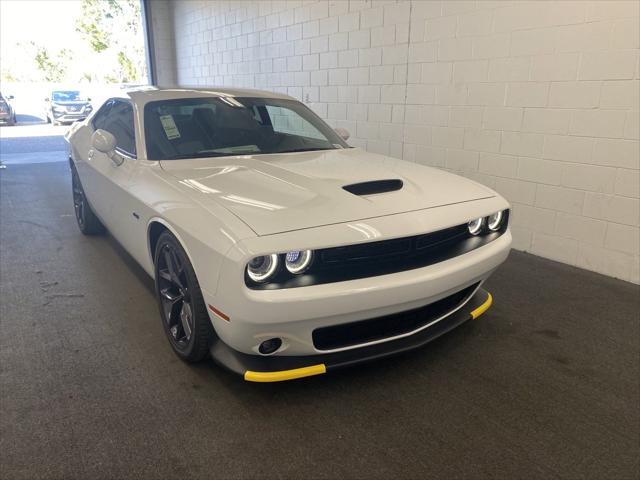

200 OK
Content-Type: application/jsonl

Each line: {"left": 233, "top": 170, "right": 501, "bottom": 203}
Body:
{"left": 92, "top": 100, "right": 113, "bottom": 130}
{"left": 98, "top": 100, "right": 136, "bottom": 157}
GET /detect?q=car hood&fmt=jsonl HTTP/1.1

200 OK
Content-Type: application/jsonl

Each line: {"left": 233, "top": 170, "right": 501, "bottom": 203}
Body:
{"left": 159, "top": 148, "right": 495, "bottom": 236}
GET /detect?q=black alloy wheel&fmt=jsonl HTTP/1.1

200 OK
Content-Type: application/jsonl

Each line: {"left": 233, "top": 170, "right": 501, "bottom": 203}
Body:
{"left": 71, "top": 165, "right": 104, "bottom": 235}
{"left": 72, "top": 168, "right": 85, "bottom": 229}
{"left": 157, "top": 243, "right": 193, "bottom": 349}
{"left": 154, "top": 231, "right": 214, "bottom": 362}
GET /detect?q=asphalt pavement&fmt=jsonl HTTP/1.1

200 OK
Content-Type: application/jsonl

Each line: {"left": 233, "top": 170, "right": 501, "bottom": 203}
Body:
{"left": 0, "top": 121, "right": 69, "bottom": 165}
{"left": 0, "top": 129, "right": 638, "bottom": 479}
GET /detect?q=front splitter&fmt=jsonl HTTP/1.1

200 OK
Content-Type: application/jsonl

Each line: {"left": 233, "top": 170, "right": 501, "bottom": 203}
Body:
{"left": 209, "top": 288, "right": 492, "bottom": 382}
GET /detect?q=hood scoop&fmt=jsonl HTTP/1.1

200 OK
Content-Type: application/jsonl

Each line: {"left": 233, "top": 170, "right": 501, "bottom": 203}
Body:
{"left": 343, "top": 179, "right": 404, "bottom": 196}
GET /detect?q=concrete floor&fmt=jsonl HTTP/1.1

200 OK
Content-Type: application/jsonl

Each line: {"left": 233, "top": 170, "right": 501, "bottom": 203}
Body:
{"left": 1, "top": 159, "right": 638, "bottom": 479}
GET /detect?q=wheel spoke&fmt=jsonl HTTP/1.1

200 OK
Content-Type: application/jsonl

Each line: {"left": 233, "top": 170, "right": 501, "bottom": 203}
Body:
{"left": 179, "top": 302, "right": 192, "bottom": 340}
{"left": 164, "top": 248, "right": 184, "bottom": 289}
{"left": 172, "top": 250, "right": 185, "bottom": 280}
{"left": 160, "top": 287, "right": 182, "bottom": 303}
{"left": 163, "top": 249, "right": 174, "bottom": 277}
{"left": 158, "top": 269, "right": 172, "bottom": 282}
{"left": 164, "top": 295, "right": 182, "bottom": 329}
{"left": 171, "top": 248, "right": 185, "bottom": 276}
{"left": 163, "top": 299, "right": 174, "bottom": 325}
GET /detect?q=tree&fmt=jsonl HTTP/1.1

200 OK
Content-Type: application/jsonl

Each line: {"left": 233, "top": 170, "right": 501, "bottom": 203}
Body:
{"left": 27, "top": 42, "right": 73, "bottom": 82}
{"left": 1, "top": 71, "right": 17, "bottom": 83}
{"left": 75, "top": 0, "right": 147, "bottom": 83}
{"left": 76, "top": 0, "right": 122, "bottom": 53}
{"left": 117, "top": 51, "right": 138, "bottom": 83}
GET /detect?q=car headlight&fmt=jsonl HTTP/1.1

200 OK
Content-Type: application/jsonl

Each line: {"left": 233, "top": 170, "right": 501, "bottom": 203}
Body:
{"left": 468, "top": 217, "right": 483, "bottom": 235}
{"left": 246, "top": 254, "right": 279, "bottom": 283}
{"left": 285, "top": 250, "right": 313, "bottom": 274}
{"left": 52, "top": 105, "right": 65, "bottom": 113}
{"left": 487, "top": 211, "right": 504, "bottom": 231}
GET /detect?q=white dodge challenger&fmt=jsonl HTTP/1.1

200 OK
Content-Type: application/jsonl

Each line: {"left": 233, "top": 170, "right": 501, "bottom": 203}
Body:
{"left": 66, "top": 87, "right": 511, "bottom": 382}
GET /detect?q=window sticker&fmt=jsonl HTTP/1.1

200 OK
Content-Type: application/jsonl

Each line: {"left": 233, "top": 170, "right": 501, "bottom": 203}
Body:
{"left": 159, "top": 115, "right": 181, "bottom": 140}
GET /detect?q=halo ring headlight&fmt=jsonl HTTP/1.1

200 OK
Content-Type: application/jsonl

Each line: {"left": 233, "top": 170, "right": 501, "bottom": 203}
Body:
{"left": 247, "top": 254, "right": 279, "bottom": 283}
{"left": 468, "top": 218, "right": 483, "bottom": 236}
{"left": 285, "top": 250, "right": 313, "bottom": 274}
{"left": 487, "top": 211, "right": 504, "bottom": 231}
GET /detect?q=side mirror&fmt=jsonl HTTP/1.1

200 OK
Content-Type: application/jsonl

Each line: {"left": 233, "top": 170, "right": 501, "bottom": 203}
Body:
{"left": 87, "top": 97, "right": 91, "bottom": 102}
{"left": 7, "top": 95, "right": 13, "bottom": 100}
{"left": 45, "top": 97, "right": 50, "bottom": 102}
{"left": 91, "top": 129, "right": 123, "bottom": 165}
{"left": 334, "top": 127, "right": 350, "bottom": 141}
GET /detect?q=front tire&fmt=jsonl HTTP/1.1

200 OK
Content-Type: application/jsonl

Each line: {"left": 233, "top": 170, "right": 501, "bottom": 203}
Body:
{"left": 71, "top": 165, "right": 105, "bottom": 235}
{"left": 154, "top": 231, "right": 215, "bottom": 363}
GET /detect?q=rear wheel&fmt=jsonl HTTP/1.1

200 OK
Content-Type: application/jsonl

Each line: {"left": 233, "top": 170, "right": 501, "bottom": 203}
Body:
{"left": 71, "top": 165, "right": 105, "bottom": 235}
{"left": 154, "top": 231, "right": 215, "bottom": 362}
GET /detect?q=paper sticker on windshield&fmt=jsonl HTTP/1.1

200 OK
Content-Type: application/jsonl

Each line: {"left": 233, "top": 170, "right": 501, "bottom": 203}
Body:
{"left": 159, "top": 115, "right": 180, "bottom": 140}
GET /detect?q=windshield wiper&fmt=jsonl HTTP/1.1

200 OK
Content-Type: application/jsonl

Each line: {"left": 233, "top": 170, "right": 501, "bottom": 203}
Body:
{"left": 165, "top": 151, "right": 233, "bottom": 160}
{"left": 277, "top": 147, "right": 335, "bottom": 154}
{"left": 165, "top": 147, "right": 334, "bottom": 160}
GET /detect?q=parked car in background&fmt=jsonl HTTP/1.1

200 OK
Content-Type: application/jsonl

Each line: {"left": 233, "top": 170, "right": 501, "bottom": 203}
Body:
{"left": 0, "top": 92, "right": 16, "bottom": 126}
{"left": 45, "top": 90, "right": 93, "bottom": 125}
{"left": 66, "top": 87, "right": 511, "bottom": 382}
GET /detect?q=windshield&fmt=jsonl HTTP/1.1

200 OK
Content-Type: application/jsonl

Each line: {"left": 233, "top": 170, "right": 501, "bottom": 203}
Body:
{"left": 144, "top": 97, "right": 349, "bottom": 160}
{"left": 52, "top": 91, "right": 82, "bottom": 102}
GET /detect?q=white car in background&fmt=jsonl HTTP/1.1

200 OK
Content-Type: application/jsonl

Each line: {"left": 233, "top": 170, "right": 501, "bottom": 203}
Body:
{"left": 65, "top": 87, "right": 511, "bottom": 382}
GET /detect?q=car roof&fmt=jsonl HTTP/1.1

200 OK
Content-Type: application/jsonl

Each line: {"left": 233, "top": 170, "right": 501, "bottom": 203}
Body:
{"left": 125, "top": 86, "right": 296, "bottom": 104}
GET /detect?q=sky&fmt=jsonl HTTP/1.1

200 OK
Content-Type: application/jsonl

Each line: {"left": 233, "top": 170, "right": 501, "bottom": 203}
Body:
{"left": 1, "top": 0, "right": 91, "bottom": 82}
{"left": 0, "top": 0, "right": 147, "bottom": 84}
{"left": 1, "top": 0, "right": 84, "bottom": 52}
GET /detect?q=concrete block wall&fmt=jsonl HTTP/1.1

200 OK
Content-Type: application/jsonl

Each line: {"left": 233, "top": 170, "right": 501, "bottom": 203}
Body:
{"left": 152, "top": 0, "right": 640, "bottom": 284}
{"left": 148, "top": 0, "right": 178, "bottom": 86}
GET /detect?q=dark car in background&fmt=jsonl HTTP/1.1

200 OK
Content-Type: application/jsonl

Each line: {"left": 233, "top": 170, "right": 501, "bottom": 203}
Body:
{"left": 45, "top": 90, "right": 93, "bottom": 125}
{"left": 0, "top": 92, "right": 16, "bottom": 126}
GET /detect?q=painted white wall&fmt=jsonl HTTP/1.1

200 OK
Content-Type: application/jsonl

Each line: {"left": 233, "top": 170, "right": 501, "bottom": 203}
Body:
{"left": 150, "top": 0, "right": 640, "bottom": 284}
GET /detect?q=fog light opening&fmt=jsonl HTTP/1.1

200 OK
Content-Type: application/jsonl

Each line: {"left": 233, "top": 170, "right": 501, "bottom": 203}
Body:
{"left": 258, "top": 337, "right": 283, "bottom": 355}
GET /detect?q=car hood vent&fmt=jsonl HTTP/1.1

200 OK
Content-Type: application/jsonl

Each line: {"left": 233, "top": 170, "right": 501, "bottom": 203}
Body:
{"left": 342, "top": 179, "right": 404, "bottom": 196}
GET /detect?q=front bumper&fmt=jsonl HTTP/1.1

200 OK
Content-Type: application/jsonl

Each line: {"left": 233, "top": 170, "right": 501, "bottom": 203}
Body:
{"left": 53, "top": 113, "right": 88, "bottom": 123}
{"left": 210, "top": 288, "right": 493, "bottom": 382}
{"left": 206, "top": 227, "right": 510, "bottom": 356}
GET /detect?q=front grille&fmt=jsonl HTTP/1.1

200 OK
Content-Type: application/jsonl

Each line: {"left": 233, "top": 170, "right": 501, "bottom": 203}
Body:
{"left": 312, "top": 282, "right": 479, "bottom": 350}
{"left": 320, "top": 224, "right": 467, "bottom": 265}
{"left": 249, "top": 210, "right": 509, "bottom": 290}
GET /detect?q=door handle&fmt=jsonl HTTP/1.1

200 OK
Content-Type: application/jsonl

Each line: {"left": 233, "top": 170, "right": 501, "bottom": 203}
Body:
{"left": 88, "top": 149, "right": 94, "bottom": 160}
